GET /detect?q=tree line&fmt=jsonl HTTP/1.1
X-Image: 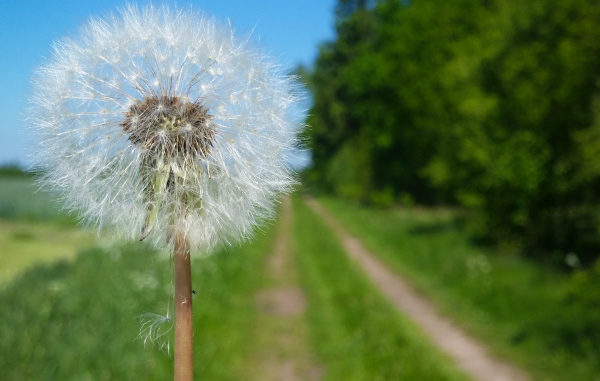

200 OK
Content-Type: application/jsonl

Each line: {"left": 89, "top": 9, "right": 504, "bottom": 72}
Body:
{"left": 303, "top": 0, "right": 600, "bottom": 265}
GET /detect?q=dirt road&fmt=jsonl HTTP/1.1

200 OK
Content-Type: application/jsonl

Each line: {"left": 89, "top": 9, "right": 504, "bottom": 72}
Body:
{"left": 305, "top": 196, "right": 529, "bottom": 381}
{"left": 252, "top": 196, "right": 322, "bottom": 381}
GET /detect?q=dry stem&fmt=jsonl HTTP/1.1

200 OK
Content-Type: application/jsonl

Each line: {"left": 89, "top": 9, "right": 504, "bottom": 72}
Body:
{"left": 174, "top": 231, "right": 193, "bottom": 381}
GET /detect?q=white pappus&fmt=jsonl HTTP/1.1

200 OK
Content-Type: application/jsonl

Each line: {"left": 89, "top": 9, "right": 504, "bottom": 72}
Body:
{"left": 29, "top": 5, "right": 305, "bottom": 252}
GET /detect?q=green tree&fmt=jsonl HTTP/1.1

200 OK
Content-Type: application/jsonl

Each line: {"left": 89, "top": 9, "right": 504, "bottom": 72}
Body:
{"left": 306, "top": 0, "right": 600, "bottom": 263}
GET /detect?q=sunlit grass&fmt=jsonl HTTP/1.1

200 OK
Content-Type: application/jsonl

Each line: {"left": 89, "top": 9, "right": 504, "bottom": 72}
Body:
{"left": 0, "top": 220, "right": 95, "bottom": 285}
{"left": 0, "top": 176, "right": 93, "bottom": 285}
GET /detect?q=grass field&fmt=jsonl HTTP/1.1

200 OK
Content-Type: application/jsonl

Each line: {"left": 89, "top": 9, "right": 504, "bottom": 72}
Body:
{"left": 0, "top": 176, "right": 75, "bottom": 224}
{"left": 2, "top": 173, "right": 595, "bottom": 380}
{"left": 320, "top": 197, "right": 600, "bottom": 381}
{"left": 0, "top": 176, "right": 469, "bottom": 380}
{"left": 0, "top": 220, "right": 95, "bottom": 285}
{"left": 0, "top": 176, "right": 93, "bottom": 285}
{"left": 0, "top": 239, "right": 275, "bottom": 380}
{"left": 0, "top": 175, "right": 272, "bottom": 380}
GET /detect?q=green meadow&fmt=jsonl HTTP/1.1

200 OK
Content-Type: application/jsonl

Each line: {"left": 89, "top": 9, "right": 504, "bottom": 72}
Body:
{"left": 0, "top": 175, "right": 467, "bottom": 380}
{"left": 0, "top": 175, "right": 597, "bottom": 380}
{"left": 0, "top": 174, "right": 272, "bottom": 380}
{"left": 0, "top": 176, "right": 91, "bottom": 285}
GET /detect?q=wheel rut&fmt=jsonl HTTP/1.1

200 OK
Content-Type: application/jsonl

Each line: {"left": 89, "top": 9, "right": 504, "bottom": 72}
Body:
{"left": 251, "top": 196, "right": 322, "bottom": 381}
{"left": 305, "top": 196, "right": 530, "bottom": 381}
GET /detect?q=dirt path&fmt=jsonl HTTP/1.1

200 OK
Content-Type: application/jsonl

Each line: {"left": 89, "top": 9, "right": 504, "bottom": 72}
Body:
{"left": 252, "top": 196, "right": 322, "bottom": 381}
{"left": 305, "top": 197, "right": 529, "bottom": 381}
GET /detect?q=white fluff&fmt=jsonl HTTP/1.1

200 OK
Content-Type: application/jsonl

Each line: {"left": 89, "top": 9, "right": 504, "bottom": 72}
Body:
{"left": 29, "top": 5, "right": 304, "bottom": 252}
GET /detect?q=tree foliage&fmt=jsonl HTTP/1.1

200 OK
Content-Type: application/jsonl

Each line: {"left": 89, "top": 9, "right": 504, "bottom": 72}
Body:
{"left": 306, "top": 0, "right": 600, "bottom": 264}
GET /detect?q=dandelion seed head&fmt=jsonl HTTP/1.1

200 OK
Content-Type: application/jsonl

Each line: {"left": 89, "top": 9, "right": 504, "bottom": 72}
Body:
{"left": 30, "top": 4, "right": 305, "bottom": 252}
{"left": 121, "top": 95, "right": 215, "bottom": 158}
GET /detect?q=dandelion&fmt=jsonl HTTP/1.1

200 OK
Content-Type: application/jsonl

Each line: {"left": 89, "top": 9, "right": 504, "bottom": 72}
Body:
{"left": 29, "top": 5, "right": 304, "bottom": 380}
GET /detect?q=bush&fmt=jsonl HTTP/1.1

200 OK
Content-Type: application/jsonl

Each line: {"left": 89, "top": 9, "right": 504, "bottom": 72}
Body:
{"left": 557, "top": 260, "right": 600, "bottom": 354}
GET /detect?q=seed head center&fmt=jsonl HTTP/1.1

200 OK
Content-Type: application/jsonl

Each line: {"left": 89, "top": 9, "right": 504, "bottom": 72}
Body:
{"left": 121, "top": 95, "right": 215, "bottom": 158}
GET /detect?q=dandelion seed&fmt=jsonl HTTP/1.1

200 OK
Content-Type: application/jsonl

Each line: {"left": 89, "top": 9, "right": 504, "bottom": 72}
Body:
{"left": 138, "top": 312, "right": 173, "bottom": 354}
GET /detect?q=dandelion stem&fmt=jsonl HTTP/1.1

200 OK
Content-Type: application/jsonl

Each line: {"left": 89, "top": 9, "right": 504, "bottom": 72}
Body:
{"left": 174, "top": 231, "right": 193, "bottom": 381}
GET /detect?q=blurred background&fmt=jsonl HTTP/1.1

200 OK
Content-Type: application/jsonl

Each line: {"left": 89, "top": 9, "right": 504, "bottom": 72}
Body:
{"left": 1, "top": 0, "right": 599, "bottom": 380}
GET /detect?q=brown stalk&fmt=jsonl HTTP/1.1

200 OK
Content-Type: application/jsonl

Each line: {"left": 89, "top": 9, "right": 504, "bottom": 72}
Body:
{"left": 174, "top": 231, "right": 193, "bottom": 381}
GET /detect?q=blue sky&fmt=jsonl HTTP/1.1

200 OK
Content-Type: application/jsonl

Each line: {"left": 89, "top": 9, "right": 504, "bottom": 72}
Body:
{"left": 0, "top": 0, "right": 336, "bottom": 165}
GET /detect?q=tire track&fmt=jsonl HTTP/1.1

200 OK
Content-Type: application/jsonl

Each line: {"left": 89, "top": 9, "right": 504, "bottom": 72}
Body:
{"left": 305, "top": 196, "right": 529, "bottom": 381}
{"left": 252, "top": 196, "right": 322, "bottom": 381}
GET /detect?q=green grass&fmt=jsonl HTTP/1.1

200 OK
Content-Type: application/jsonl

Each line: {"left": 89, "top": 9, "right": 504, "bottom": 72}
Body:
{"left": 0, "top": 229, "right": 273, "bottom": 380}
{"left": 0, "top": 220, "right": 95, "bottom": 285}
{"left": 0, "top": 165, "right": 30, "bottom": 178}
{"left": 0, "top": 174, "right": 278, "bottom": 380}
{"left": 4, "top": 173, "right": 590, "bottom": 379}
{"left": 0, "top": 177, "right": 75, "bottom": 224}
{"left": 0, "top": 176, "right": 91, "bottom": 285}
{"left": 292, "top": 196, "right": 468, "bottom": 381}
{"left": 320, "top": 197, "right": 600, "bottom": 381}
